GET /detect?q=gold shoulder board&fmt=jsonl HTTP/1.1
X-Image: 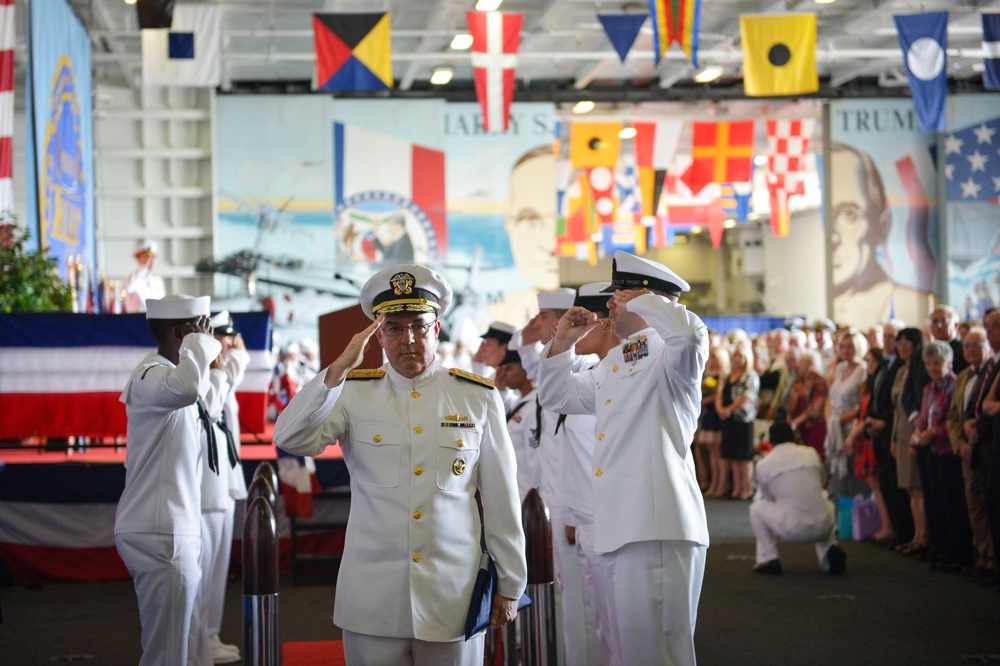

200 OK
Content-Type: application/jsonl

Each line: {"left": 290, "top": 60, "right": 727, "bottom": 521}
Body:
{"left": 449, "top": 367, "right": 495, "bottom": 389}
{"left": 346, "top": 368, "right": 386, "bottom": 380}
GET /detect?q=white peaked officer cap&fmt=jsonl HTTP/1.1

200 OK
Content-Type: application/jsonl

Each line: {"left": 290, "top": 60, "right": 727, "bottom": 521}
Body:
{"left": 210, "top": 310, "right": 236, "bottom": 336}
{"left": 146, "top": 294, "right": 211, "bottom": 320}
{"left": 601, "top": 250, "right": 690, "bottom": 297}
{"left": 537, "top": 288, "right": 577, "bottom": 311}
{"left": 481, "top": 321, "right": 517, "bottom": 344}
{"left": 133, "top": 240, "right": 158, "bottom": 257}
{"left": 574, "top": 282, "right": 612, "bottom": 315}
{"left": 360, "top": 264, "right": 454, "bottom": 320}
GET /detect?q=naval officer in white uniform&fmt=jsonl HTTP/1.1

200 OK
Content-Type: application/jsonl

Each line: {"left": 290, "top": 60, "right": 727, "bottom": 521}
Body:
{"left": 115, "top": 294, "right": 221, "bottom": 666}
{"left": 538, "top": 250, "right": 710, "bottom": 666}
{"left": 274, "top": 264, "right": 527, "bottom": 666}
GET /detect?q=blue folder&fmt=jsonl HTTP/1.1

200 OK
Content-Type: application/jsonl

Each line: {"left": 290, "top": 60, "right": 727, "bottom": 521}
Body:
{"left": 464, "top": 553, "right": 532, "bottom": 640}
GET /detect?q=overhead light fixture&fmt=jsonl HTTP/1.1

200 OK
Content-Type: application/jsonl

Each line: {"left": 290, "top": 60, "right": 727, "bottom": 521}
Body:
{"left": 619, "top": 126, "right": 637, "bottom": 139}
{"left": 693, "top": 66, "right": 724, "bottom": 83}
{"left": 813, "top": 0, "right": 836, "bottom": 4}
{"left": 430, "top": 67, "right": 454, "bottom": 85}
{"left": 754, "top": 155, "right": 768, "bottom": 166}
{"left": 124, "top": 0, "right": 137, "bottom": 4}
{"left": 724, "top": 219, "right": 737, "bottom": 229}
{"left": 450, "top": 34, "right": 473, "bottom": 50}
{"left": 572, "top": 100, "right": 596, "bottom": 114}
{"left": 690, "top": 225, "right": 703, "bottom": 235}
{"left": 475, "top": 0, "right": 503, "bottom": 11}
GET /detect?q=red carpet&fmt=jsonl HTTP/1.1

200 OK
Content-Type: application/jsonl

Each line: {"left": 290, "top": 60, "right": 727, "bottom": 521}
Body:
{"left": 282, "top": 640, "right": 346, "bottom": 666}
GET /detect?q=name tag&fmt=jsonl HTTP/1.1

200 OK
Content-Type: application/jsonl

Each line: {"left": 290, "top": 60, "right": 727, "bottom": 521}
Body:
{"left": 622, "top": 337, "right": 649, "bottom": 363}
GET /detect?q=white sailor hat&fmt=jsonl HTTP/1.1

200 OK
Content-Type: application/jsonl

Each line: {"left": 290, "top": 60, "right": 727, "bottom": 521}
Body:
{"left": 133, "top": 240, "right": 158, "bottom": 257}
{"left": 210, "top": 310, "right": 236, "bottom": 336}
{"left": 601, "top": 250, "right": 690, "bottom": 297}
{"left": 537, "top": 288, "right": 577, "bottom": 311}
{"left": 812, "top": 317, "right": 836, "bottom": 332}
{"left": 146, "top": 294, "right": 210, "bottom": 320}
{"left": 481, "top": 321, "right": 517, "bottom": 344}
{"left": 360, "top": 264, "right": 453, "bottom": 320}
{"left": 574, "top": 282, "right": 612, "bottom": 315}
{"left": 784, "top": 316, "right": 806, "bottom": 330}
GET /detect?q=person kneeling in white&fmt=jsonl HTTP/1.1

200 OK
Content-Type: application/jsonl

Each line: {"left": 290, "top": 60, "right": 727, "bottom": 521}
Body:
{"left": 749, "top": 418, "right": 847, "bottom": 575}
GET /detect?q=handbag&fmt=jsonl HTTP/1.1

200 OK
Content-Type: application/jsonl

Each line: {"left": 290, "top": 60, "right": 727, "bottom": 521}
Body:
{"left": 851, "top": 493, "right": 881, "bottom": 542}
{"left": 464, "top": 552, "right": 532, "bottom": 640}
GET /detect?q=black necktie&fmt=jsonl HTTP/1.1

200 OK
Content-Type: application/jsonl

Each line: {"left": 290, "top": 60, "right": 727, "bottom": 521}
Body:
{"left": 197, "top": 402, "right": 219, "bottom": 475}
{"left": 218, "top": 410, "right": 239, "bottom": 468}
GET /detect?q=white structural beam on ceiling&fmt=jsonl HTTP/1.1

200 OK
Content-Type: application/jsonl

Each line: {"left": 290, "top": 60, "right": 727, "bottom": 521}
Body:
{"left": 398, "top": 0, "right": 459, "bottom": 91}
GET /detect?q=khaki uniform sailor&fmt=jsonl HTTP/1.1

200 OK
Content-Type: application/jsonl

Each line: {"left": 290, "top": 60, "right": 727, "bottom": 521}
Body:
{"left": 115, "top": 294, "right": 221, "bottom": 666}
{"left": 538, "top": 251, "right": 710, "bottom": 666}
{"left": 275, "top": 264, "right": 526, "bottom": 665}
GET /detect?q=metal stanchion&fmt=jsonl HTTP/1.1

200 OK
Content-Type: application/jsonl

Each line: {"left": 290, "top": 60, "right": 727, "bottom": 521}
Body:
{"left": 243, "top": 487, "right": 279, "bottom": 664}
{"left": 251, "top": 461, "right": 279, "bottom": 502}
{"left": 519, "top": 488, "right": 556, "bottom": 666}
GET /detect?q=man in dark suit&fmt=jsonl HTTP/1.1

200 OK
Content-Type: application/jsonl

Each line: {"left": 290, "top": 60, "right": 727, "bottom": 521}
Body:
{"left": 930, "top": 305, "right": 968, "bottom": 375}
{"left": 970, "top": 308, "right": 1000, "bottom": 586}
{"left": 865, "top": 320, "right": 914, "bottom": 544}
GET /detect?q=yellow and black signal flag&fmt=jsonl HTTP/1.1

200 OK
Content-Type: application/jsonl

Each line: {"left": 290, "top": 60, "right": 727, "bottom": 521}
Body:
{"left": 313, "top": 12, "right": 392, "bottom": 92}
{"left": 569, "top": 122, "right": 623, "bottom": 169}
{"left": 739, "top": 14, "right": 818, "bottom": 97}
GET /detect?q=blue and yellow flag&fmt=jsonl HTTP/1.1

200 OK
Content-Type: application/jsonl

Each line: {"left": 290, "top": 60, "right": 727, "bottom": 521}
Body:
{"left": 313, "top": 12, "right": 392, "bottom": 92}
{"left": 649, "top": 0, "right": 700, "bottom": 67}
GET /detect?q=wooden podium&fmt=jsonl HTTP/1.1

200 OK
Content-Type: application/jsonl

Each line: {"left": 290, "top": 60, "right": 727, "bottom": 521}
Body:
{"left": 318, "top": 304, "right": 384, "bottom": 370}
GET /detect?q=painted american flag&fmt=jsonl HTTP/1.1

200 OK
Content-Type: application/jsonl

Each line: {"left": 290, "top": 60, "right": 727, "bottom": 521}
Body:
{"left": 945, "top": 116, "right": 1000, "bottom": 203}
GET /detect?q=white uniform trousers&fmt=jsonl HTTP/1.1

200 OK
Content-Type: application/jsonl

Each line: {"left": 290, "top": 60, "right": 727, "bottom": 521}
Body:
{"left": 575, "top": 522, "right": 613, "bottom": 666}
{"left": 194, "top": 505, "right": 236, "bottom": 663}
{"left": 552, "top": 509, "right": 601, "bottom": 666}
{"left": 749, "top": 498, "right": 838, "bottom": 568}
{"left": 599, "top": 540, "right": 706, "bottom": 666}
{"left": 342, "top": 630, "right": 485, "bottom": 666}
{"left": 116, "top": 532, "right": 202, "bottom": 666}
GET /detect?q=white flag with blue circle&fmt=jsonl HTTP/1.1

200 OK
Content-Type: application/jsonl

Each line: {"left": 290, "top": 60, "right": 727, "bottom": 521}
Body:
{"left": 894, "top": 12, "right": 948, "bottom": 133}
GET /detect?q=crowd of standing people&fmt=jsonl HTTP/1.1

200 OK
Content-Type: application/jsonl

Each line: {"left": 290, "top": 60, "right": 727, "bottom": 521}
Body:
{"left": 695, "top": 305, "right": 998, "bottom": 585}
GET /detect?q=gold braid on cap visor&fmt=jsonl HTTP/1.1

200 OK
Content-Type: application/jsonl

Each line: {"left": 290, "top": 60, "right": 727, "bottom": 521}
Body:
{"left": 371, "top": 298, "right": 441, "bottom": 315}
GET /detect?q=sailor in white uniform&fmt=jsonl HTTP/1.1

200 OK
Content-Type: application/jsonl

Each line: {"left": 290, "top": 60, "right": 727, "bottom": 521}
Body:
{"left": 274, "top": 264, "right": 527, "bottom": 666}
{"left": 499, "top": 349, "right": 542, "bottom": 502}
{"left": 115, "top": 294, "right": 221, "bottom": 666}
{"left": 538, "top": 251, "right": 710, "bottom": 666}
{"left": 193, "top": 311, "right": 250, "bottom": 664}
{"left": 749, "top": 418, "right": 847, "bottom": 575}
{"left": 123, "top": 241, "right": 166, "bottom": 314}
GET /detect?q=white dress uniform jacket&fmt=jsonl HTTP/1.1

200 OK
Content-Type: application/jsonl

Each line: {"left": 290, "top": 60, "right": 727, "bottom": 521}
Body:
{"left": 222, "top": 348, "right": 251, "bottom": 500}
{"left": 274, "top": 359, "right": 527, "bottom": 642}
{"left": 750, "top": 443, "right": 836, "bottom": 565}
{"left": 507, "top": 388, "right": 542, "bottom": 501}
{"left": 123, "top": 265, "right": 166, "bottom": 314}
{"left": 538, "top": 294, "right": 710, "bottom": 554}
{"left": 116, "top": 333, "right": 222, "bottom": 537}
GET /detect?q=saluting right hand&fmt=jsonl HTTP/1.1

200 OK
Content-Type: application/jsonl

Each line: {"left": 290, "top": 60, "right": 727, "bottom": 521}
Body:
{"left": 550, "top": 306, "right": 599, "bottom": 356}
{"left": 324, "top": 315, "right": 383, "bottom": 388}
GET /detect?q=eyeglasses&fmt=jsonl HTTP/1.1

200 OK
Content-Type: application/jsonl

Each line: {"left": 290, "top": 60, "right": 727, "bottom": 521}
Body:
{"left": 381, "top": 320, "right": 435, "bottom": 338}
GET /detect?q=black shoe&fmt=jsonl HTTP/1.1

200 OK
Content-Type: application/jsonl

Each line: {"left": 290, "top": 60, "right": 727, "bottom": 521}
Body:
{"left": 826, "top": 545, "right": 848, "bottom": 575}
{"left": 752, "top": 559, "right": 783, "bottom": 575}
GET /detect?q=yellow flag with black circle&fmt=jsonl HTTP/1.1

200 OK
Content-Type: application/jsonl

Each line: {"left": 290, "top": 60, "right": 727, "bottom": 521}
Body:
{"left": 739, "top": 14, "right": 818, "bottom": 97}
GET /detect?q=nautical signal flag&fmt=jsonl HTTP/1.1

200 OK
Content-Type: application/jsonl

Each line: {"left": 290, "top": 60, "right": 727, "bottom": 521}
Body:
{"left": 570, "top": 122, "right": 623, "bottom": 169}
{"left": 313, "top": 13, "right": 393, "bottom": 92}
{"left": 739, "top": 14, "right": 818, "bottom": 97}
{"left": 141, "top": 4, "right": 221, "bottom": 87}
{"left": 894, "top": 12, "right": 948, "bottom": 132}
{"left": 981, "top": 13, "right": 1000, "bottom": 91}
{"left": 0, "top": 0, "right": 12, "bottom": 212}
{"left": 467, "top": 11, "right": 523, "bottom": 133}
{"left": 598, "top": 14, "right": 647, "bottom": 63}
{"left": 681, "top": 120, "right": 755, "bottom": 195}
{"left": 649, "top": 0, "right": 701, "bottom": 67}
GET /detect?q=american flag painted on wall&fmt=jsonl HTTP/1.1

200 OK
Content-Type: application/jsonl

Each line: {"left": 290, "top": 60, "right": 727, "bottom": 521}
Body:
{"left": 0, "top": 0, "right": 13, "bottom": 213}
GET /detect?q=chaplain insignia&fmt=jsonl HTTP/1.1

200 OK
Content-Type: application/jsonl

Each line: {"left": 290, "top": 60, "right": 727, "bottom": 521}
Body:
{"left": 390, "top": 272, "right": 415, "bottom": 296}
{"left": 453, "top": 458, "right": 467, "bottom": 475}
{"left": 622, "top": 336, "right": 649, "bottom": 363}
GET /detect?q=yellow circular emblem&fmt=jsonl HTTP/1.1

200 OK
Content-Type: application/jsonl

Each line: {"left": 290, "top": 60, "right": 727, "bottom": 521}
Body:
{"left": 453, "top": 458, "right": 467, "bottom": 475}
